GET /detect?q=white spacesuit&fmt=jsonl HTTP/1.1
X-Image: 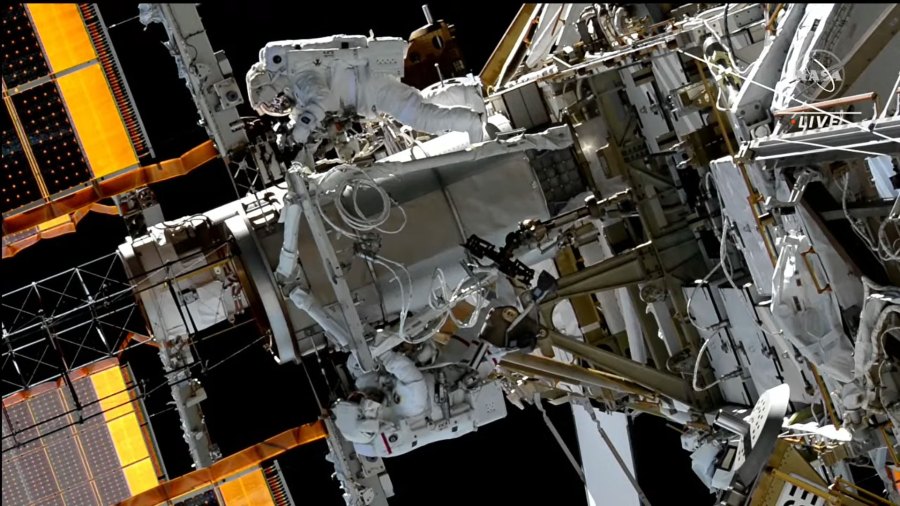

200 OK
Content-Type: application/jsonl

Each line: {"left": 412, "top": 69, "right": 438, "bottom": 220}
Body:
{"left": 333, "top": 351, "right": 428, "bottom": 444}
{"left": 246, "top": 35, "right": 486, "bottom": 145}
{"left": 331, "top": 335, "right": 510, "bottom": 458}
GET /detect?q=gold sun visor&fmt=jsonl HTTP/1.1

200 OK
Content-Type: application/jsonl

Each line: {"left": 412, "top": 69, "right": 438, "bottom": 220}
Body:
{"left": 1, "top": 4, "right": 152, "bottom": 216}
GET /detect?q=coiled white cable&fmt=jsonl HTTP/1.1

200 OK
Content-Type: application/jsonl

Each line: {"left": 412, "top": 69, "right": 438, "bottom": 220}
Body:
{"left": 840, "top": 172, "right": 899, "bottom": 263}
{"left": 314, "top": 165, "right": 407, "bottom": 240}
{"left": 428, "top": 268, "right": 490, "bottom": 331}
{"left": 366, "top": 253, "right": 413, "bottom": 342}
{"left": 877, "top": 212, "right": 900, "bottom": 262}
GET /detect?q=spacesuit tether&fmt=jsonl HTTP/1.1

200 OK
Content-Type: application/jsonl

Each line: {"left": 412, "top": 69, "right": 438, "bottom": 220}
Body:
{"left": 246, "top": 34, "right": 485, "bottom": 146}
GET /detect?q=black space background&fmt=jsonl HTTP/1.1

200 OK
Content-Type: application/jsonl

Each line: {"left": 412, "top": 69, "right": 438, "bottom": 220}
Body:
{"left": 1, "top": 3, "right": 712, "bottom": 505}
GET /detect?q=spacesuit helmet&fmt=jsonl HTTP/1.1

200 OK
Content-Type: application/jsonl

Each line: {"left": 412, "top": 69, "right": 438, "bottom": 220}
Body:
{"left": 246, "top": 62, "right": 295, "bottom": 117}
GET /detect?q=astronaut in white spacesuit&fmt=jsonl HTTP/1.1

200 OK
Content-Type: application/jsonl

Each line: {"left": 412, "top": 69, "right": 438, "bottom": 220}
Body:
{"left": 329, "top": 302, "right": 534, "bottom": 457}
{"left": 246, "top": 34, "right": 486, "bottom": 146}
{"left": 332, "top": 350, "right": 429, "bottom": 445}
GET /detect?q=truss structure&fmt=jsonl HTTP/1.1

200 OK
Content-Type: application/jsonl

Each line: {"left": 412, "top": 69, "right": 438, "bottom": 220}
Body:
{"left": 2, "top": 252, "right": 150, "bottom": 397}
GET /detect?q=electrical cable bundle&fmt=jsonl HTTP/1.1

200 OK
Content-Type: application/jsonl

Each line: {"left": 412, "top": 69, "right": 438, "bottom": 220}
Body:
{"left": 313, "top": 164, "right": 407, "bottom": 240}
{"left": 428, "top": 267, "right": 492, "bottom": 332}
{"left": 842, "top": 172, "right": 900, "bottom": 263}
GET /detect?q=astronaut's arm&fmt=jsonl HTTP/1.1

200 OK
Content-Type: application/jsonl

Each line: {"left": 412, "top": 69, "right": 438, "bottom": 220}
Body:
{"left": 287, "top": 71, "right": 330, "bottom": 144}
{"left": 380, "top": 351, "right": 425, "bottom": 386}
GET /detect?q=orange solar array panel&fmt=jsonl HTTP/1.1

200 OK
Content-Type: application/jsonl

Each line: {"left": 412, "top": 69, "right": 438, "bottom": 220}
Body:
{"left": 57, "top": 62, "right": 139, "bottom": 177}
{"left": 0, "top": 4, "right": 225, "bottom": 259}
{"left": 118, "top": 420, "right": 328, "bottom": 506}
{"left": 1, "top": 3, "right": 151, "bottom": 215}
{"left": 1, "top": 359, "right": 164, "bottom": 505}
{"left": 91, "top": 365, "right": 161, "bottom": 496}
{"left": 219, "top": 469, "right": 277, "bottom": 506}
{"left": 26, "top": 3, "right": 97, "bottom": 74}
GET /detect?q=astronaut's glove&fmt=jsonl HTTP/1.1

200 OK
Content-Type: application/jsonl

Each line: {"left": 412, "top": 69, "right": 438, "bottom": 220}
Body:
{"left": 271, "top": 121, "right": 301, "bottom": 161}
{"left": 270, "top": 121, "right": 291, "bottom": 149}
{"left": 276, "top": 132, "right": 294, "bottom": 150}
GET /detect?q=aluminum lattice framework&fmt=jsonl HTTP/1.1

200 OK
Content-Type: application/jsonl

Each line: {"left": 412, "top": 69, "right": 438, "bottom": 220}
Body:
{"left": 1, "top": 252, "right": 149, "bottom": 397}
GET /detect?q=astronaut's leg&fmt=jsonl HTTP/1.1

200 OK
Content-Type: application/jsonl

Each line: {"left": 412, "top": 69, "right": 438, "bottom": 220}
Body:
{"left": 422, "top": 79, "right": 517, "bottom": 139}
{"left": 363, "top": 73, "right": 485, "bottom": 143}
{"left": 421, "top": 76, "right": 487, "bottom": 116}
